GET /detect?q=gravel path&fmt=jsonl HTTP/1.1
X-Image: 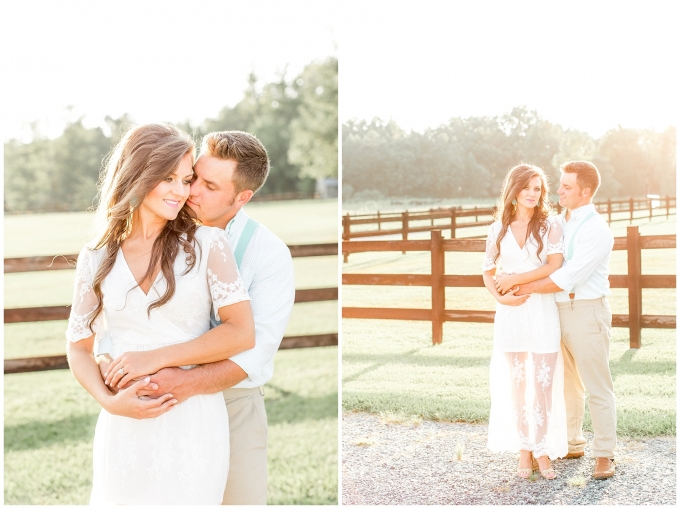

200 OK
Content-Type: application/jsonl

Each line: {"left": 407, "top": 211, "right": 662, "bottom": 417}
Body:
{"left": 342, "top": 412, "right": 676, "bottom": 505}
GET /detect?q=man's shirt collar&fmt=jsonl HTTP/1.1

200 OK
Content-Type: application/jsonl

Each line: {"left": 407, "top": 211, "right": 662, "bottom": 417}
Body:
{"left": 225, "top": 208, "right": 249, "bottom": 237}
{"left": 566, "top": 203, "right": 596, "bottom": 222}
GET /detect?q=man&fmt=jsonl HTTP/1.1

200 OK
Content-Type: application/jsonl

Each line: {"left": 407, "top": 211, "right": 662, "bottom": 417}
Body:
{"left": 507, "top": 161, "right": 616, "bottom": 479}
{"left": 97, "top": 130, "right": 295, "bottom": 504}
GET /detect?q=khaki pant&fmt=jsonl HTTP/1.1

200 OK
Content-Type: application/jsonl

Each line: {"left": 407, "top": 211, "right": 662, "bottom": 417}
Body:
{"left": 557, "top": 297, "right": 616, "bottom": 459}
{"left": 222, "top": 387, "right": 268, "bottom": 505}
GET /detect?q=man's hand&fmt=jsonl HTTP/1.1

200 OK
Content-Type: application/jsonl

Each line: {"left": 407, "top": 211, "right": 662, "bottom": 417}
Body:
{"left": 496, "top": 287, "right": 530, "bottom": 306}
{"left": 96, "top": 354, "right": 119, "bottom": 394}
{"left": 495, "top": 273, "right": 518, "bottom": 295}
{"left": 103, "top": 377, "right": 177, "bottom": 419}
{"left": 137, "top": 367, "right": 196, "bottom": 404}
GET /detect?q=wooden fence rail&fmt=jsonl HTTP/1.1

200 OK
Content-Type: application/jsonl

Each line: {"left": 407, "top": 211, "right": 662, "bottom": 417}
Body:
{"left": 4, "top": 242, "right": 339, "bottom": 374}
{"left": 342, "top": 226, "right": 675, "bottom": 349}
{"left": 342, "top": 196, "right": 676, "bottom": 262}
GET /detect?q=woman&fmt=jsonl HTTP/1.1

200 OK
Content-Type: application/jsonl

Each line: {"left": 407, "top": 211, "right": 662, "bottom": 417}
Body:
{"left": 66, "top": 124, "right": 255, "bottom": 504}
{"left": 482, "top": 164, "right": 568, "bottom": 480}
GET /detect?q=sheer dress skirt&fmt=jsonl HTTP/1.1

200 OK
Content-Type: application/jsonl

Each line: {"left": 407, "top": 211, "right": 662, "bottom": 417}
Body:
{"left": 487, "top": 295, "right": 568, "bottom": 460}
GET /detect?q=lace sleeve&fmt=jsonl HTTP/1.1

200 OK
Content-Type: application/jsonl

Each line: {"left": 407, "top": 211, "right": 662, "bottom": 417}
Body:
{"left": 546, "top": 216, "right": 565, "bottom": 255}
{"left": 482, "top": 222, "right": 500, "bottom": 272}
{"left": 66, "top": 247, "right": 102, "bottom": 342}
{"left": 205, "top": 228, "right": 251, "bottom": 316}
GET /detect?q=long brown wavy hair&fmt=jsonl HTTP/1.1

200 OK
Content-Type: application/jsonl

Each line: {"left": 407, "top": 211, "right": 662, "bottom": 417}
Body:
{"left": 86, "top": 124, "right": 199, "bottom": 330}
{"left": 492, "top": 163, "right": 551, "bottom": 264}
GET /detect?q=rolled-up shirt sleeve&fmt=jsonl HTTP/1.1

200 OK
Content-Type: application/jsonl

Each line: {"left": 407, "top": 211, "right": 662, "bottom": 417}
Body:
{"left": 94, "top": 331, "right": 114, "bottom": 357}
{"left": 229, "top": 241, "right": 295, "bottom": 385}
{"left": 549, "top": 227, "right": 613, "bottom": 291}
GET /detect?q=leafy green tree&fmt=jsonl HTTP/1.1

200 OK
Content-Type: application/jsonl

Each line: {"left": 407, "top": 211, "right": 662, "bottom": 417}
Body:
{"left": 288, "top": 57, "right": 338, "bottom": 180}
{"left": 342, "top": 109, "right": 674, "bottom": 201}
{"left": 4, "top": 127, "right": 53, "bottom": 212}
{"left": 204, "top": 71, "right": 314, "bottom": 195}
{"left": 4, "top": 56, "right": 338, "bottom": 211}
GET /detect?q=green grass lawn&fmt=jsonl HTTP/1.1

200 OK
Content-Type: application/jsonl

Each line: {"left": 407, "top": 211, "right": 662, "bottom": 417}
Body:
{"left": 4, "top": 199, "right": 339, "bottom": 505}
{"left": 342, "top": 218, "right": 676, "bottom": 438}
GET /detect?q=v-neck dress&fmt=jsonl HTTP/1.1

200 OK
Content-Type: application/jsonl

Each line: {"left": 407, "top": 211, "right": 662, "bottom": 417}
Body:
{"left": 482, "top": 217, "right": 568, "bottom": 459}
{"left": 66, "top": 226, "right": 250, "bottom": 505}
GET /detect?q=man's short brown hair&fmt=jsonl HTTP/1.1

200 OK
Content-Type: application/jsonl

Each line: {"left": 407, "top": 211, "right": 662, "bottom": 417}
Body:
{"left": 560, "top": 160, "right": 601, "bottom": 196}
{"left": 201, "top": 131, "right": 270, "bottom": 193}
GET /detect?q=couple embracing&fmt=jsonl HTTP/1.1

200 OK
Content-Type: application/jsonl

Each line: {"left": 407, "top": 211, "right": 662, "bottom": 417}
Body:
{"left": 66, "top": 124, "right": 295, "bottom": 505}
{"left": 482, "top": 161, "right": 616, "bottom": 480}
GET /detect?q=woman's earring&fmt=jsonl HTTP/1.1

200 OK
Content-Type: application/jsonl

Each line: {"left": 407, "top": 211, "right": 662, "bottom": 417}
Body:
{"left": 130, "top": 196, "right": 139, "bottom": 208}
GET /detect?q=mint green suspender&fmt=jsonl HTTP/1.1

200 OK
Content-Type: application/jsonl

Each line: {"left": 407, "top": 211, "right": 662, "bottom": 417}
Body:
{"left": 210, "top": 218, "right": 259, "bottom": 328}
{"left": 234, "top": 218, "right": 259, "bottom": 269}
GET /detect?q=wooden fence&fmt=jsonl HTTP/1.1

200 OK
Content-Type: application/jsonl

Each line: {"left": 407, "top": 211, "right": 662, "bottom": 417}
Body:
{"left": 4, "top": 243, "right": 338, "bottom": 374}
{"left": 342, "top": 226, "right": 675, "bottom": 349}
{"left": 342, "top": 196, "right": 676, "bottom": 262}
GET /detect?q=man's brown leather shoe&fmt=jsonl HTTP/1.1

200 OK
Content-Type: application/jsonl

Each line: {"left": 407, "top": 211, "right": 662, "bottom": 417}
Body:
{"left": 593, "top": 457, "right": 615, "bottom": 479}
{"left": 562, "top": 451, "right": 584, "bottom": 459}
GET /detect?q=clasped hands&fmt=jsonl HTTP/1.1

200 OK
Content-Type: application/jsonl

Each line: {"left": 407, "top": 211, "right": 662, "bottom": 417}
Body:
{"left": 97, "top": 353, "right": 190, "bottom": 419}
{"left": 494, "top": 271, "right": 529, "bottom": 306}
{"left": 495, "top": 271, "right": 518, "bottom": 295}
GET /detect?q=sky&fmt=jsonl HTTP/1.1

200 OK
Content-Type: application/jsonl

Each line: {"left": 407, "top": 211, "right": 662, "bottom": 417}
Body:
{"left": 2, "top": 1, "right": 678, "bottom": 142}
{"left": 340, "top": 0, "right": 679, "bottom": 137}
{"left": 1, "top": 0, "right": 337, "bottom": 141}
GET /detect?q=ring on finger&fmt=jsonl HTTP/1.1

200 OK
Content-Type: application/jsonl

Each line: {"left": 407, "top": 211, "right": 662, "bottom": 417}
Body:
{"left": 118, "top": 368, "right": 125, "bottom": 375}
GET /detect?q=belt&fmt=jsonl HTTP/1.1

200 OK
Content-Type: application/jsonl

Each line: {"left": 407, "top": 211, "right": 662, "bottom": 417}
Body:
{"left": 222, "top": 386, "right": 264, "bottom": 400}
{"left": 557, "top": 296, "right": 607, "bottom": 309}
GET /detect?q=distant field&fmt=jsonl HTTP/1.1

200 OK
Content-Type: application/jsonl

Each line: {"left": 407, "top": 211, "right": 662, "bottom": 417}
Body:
{"left": 4, "top": 198, "right": 339, "bottom": 505}
{"left": 342, "top": 218, "right": 676, "bottom": 437}
{"left": 342, "top": 196, "right": 676, "bottom": 217}
{"left": 5, "top": 198, "right": 339, "bottom": 257}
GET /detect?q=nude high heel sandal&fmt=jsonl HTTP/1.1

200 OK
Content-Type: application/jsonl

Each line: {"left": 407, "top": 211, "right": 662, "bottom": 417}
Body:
{"left": 534, "top": 455, "right": 556, "bottom": 480}
{"left": 517, "top": 452, "right": 533, "bottom": 479}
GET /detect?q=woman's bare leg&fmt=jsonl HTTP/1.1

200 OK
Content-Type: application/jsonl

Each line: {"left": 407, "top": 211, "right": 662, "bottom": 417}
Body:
{"left": 505, "top": 352, "right": 533, "bottom": 476}
{"left": 505, "top": 352, "right": 530, "bottom": 445}
{"left": 532, "top": 352, "right": 558, "bottom": 477}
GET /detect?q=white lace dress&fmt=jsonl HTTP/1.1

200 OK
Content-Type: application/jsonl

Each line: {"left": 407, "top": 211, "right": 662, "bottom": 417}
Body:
{"left": 482, "top": 217, "right": 568, "bottom": 460}
{"left": 66, "top": 226, "right": 250, "bottom": 505}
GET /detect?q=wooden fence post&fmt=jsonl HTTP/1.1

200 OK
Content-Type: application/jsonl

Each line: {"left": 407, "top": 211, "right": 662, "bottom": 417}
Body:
{"left": 342, "top": 214, "right": 350, "bottom": 263}
{"left": 450, "top": 207, "right": 457, "bottom": 239}
{"left": 377, "top": 210, "right": 381, "bottom": 230}
{"left": 401, "top": 211, "right": 409, "bottom": 254}
{"left": 430, "top": 230, "right": 445, "bottom": 345}
{"left": 666, "top": 196, "right": 670, "bottom": 219}
{"left": 629, "top": 197, "right": 634, "bottom": 224}
{"left": 607, "top": 198, "right": 612, "bottom": 224}
{"left": 648, "top": 197, "right": 653, "bottom": 221}
{"left": 627, "top": 225, "right": 642, "bottom": 348}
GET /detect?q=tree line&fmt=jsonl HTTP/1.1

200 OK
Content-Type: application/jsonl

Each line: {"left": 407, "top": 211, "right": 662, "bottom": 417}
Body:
{"left": 4, "top": 57, "right": 337, "bottom": 213}
{"left": 342, "top": 107, "right": 675, "bottom": 201}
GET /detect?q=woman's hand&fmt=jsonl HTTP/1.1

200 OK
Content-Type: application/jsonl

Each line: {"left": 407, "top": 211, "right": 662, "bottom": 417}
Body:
{"left": 495, "top": 272, "right": 518, "bottom": 295}
{"left": 104, "top": 350, "right": 161, "bottom": 389}
{"left": 496, "top": 287, "right": 530, "bottom": 306}
{"left": 103, "top": 377, "right": 177, "bottom": 419}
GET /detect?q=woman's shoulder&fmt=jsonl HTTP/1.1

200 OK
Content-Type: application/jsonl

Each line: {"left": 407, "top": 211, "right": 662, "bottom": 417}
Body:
{"left": 545, "top": 214, "right": 563, "bottom": 231}
{"left": 194, "top": 225, "right": 228, "bottom": 242}
{"left": 74, "top": 243, "right": 107, "bottom": 279}
{"left": 79, "top": 242, "right": 107, "bottom": 261}
{"left": 546, "top": 214, "right": 562, "bottom": 225}
{"left": 193, "top": 225, "right": 230, "bottom": 256}
{"left": 488, "top": 220, "right": 503, "bottom": 234}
